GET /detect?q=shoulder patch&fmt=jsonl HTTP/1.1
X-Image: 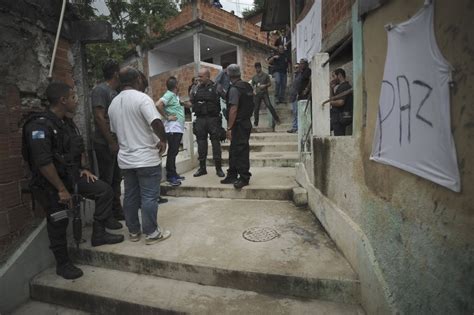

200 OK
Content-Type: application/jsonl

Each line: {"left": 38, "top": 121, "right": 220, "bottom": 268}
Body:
{"left": 32, "top": 130, "right": 45, "bottom": 139}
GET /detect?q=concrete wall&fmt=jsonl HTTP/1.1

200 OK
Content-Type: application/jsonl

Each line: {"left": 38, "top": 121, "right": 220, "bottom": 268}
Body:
{"left": 301, "top": 0, "right": 473, "bottom": 314}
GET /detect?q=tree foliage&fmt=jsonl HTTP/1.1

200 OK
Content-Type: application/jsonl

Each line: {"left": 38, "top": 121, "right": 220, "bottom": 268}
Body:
{"left": 78, "top": 0, "right": 179, "bottom": 84}
{"left": 242, "top": 0, "right": 264, "bottom": 18}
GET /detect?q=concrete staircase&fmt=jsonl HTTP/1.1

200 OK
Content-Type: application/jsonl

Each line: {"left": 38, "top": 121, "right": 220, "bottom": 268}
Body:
{"left": 26, "top": 102, "right": 364, "bottom": 314}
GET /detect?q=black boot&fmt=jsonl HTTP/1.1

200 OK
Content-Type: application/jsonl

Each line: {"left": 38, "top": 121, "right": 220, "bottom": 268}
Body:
{"left": 193, "top": 161, "right": 207, "bottom": 177}
{"left": 56, "top": 261, "right": 83, "bottom": 280}
{"left": 104, "top": 216, "right": 123, "bottom": 230}
{"left": 215, "top": 160, "right": 225, "bottom": 177}
{"left": 221, "top": 174, "right": 238, "bottom": 184}
{"left": 91, "top": 221, "right": 124, "bottom": 247}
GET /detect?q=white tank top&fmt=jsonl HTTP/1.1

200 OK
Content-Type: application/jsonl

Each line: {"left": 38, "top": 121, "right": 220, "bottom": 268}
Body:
{"left": 370, "top": 0, "right": 460, "bottom": 192}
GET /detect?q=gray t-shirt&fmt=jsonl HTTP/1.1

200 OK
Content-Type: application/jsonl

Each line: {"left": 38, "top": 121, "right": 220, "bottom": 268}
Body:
{"left": 91, "top": 82, "right": 117, "bottom": 144}
{"left": 251, "top": 72, "right": 271, "bottom": 94}
{"left": 227, "top": 85, "right": 241, "bottom": 108}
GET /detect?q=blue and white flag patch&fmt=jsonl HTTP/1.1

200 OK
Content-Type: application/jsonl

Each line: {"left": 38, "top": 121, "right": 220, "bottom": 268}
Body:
{"left": 32, "top": 130, "right": 45, "bottom": 139}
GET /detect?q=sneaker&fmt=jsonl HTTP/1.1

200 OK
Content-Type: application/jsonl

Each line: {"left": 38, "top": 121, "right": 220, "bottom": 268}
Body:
{"left": 56, "top": 262, "right": 83, "bottom": 280}
{"left": 129, "top": 232, "right": 142, "bottom": 242}
{"left": 287, "top": 129, "right": 297, "bottom": 133}
{"left": 233, "top": 179, "right": 249, "bottom": 189}
{"left": 177, "top": 175, "right": 186, "bottom": 180}
{"left": 158, "top": 197, "right": 168, "bottom": 204}
{"left": 167, "top": 176, "right": 182, "bottom": 187}
{"left": 145, "top": 230, "right": 171, "bottom": 245}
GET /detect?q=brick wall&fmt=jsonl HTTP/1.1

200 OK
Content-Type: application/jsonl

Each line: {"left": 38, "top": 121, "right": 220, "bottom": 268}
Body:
{"left": 322, "top": 0, "right": 354, "bottom": 39}
{"left": 0, "top": 38, "right": 76, "bottom": 258}
{"left": 150, "top": 63, "right": 196, "bottom": 102}
{"left": 241, "top": 47, "right": 270, "bottom": 82}
{"left": 162, "top": 0, "right": 271, "bottom": 47}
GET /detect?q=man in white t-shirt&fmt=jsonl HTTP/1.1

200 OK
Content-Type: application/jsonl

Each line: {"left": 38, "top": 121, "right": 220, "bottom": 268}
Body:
{"left": 108, "top": 67, "right": 171, "bottom": 245}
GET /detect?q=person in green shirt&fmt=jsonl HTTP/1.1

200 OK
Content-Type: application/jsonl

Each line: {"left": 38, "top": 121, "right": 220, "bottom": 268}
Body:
{"left": 251, "top": 62, "right": 281, "bottom": 128}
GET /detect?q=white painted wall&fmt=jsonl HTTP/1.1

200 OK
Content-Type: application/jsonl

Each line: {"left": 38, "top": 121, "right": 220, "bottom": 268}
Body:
{"left": 148, "top": 50, "right": 180, "bottom": 77}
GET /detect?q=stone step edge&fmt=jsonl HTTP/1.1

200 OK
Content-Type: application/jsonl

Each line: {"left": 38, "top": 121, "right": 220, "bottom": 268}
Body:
{"left": 160, "top": 185, "right": 295, "bottom": 201}
{"left": 68, "top": 250, "right": 360, "bottom": 305}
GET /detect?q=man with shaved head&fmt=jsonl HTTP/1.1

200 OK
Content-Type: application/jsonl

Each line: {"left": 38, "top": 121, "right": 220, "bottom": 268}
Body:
{"left": 190, "top": 67, "right": 225, "bottom": 178}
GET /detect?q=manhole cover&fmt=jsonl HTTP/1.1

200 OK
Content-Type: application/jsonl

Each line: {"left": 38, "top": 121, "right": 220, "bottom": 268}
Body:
{"left": 260, "top": 153, "right": 283, "bottom": 158}
{"left": 243, "top": 227, "right": 280, "bottom": 242}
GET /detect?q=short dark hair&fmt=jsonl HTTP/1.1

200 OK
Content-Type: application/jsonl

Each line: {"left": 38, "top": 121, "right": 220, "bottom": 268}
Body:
{"left": 45, "top": 81, "right": 72, "bottom": 105}
{"left": 119, "top": 67, "right": 140, "bottom": 87}
{"left": 166, "top": 76, "right": 178, "bottom": 91}
{"left": 254, "top": 62, "right": 262, "bottom": 68}
{"left": 334, "top": 68, "right": 346, "bottom": 78}
{"left": 221, "top": 62, "right": 231, "bottom": 69}
{"left": 102, "top": 59, "right": 120, "bottom": 80}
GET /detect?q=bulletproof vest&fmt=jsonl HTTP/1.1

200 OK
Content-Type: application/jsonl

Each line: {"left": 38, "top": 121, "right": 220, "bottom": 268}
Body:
{"left": 192, "top": 82, "right": 221, "bottom": 117}
{"left": 22, "top": 112, "right": 83, "bottom": 189}
{"left": 227, "top": 80, "right": 255, "bottom": 121}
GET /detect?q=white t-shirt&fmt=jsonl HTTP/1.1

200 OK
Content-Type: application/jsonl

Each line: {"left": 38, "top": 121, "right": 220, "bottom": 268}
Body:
{"left": 108, "top": 89, "right": 163, "bottom": 169}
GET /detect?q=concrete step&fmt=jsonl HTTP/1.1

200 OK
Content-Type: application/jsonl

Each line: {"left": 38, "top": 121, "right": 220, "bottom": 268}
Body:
{"left": 249, "top": 132, "right": 297, "bottom": 143}
{"left": 275, "top": 123, "right": 294, "bottom": 132}
{"left": 69, "top": 198, "right": 361, "bottom": 305}
{"left": 162, "top": 167, "right": 298, "bottom": 200}
{"left": 220, "top": 142, "right": 297, "bottom": 153}
{"left": 12, "top": 300, "right": 88, "bottom": 315}
{"left": 207, "top": 151, "right": 299, "bottom": 168}
{"left": 31, "top": 265, "right": 364, "bottom": 314}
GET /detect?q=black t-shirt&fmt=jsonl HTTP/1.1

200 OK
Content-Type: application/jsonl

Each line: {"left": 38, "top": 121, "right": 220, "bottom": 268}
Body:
{"left": 297, "top": 67, "right": 312, "bottom": 100}
{"left": 333, "top": 81, "right": 353, "bottom": 113}
{"left": 270, "top": 53, "right": 289, "bottom": 73}
{"left": 91, "top": 82, "right": 117, "bottom": 144}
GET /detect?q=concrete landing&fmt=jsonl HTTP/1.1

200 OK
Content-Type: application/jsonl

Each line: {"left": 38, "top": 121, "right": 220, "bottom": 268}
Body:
{"left": 207, "top": 151, "right": 299, "bottom": 168}
{"left": 162, "top": 167, "right": 298, "bottom": 200}
{"left": 220, "top": 142, "right": 298, "bottom": 152}
{"left": 70, "top": 198, "right": 360, "bottom": 304}
{"left": 12, "top": 300, "right": 89, "bottom": 315}
{"left": 31, "top": 265, "right": 364, "bottom": 315}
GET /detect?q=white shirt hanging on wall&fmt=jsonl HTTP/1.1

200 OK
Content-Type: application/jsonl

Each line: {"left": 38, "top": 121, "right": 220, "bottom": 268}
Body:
{"left": 296, "top": 0, "right": 322, "bottom": 61}
{"left": 370, "top": 0, "right": 461, "bottom": 192}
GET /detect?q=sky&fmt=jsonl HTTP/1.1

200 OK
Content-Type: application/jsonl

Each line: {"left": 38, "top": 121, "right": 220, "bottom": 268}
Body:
{"left": 92, "top": 0, "right": 255, "bottom": 18}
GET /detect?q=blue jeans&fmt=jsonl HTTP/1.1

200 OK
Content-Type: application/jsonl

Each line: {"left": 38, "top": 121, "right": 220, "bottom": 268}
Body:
{"left": 292, "top": 100, "right": 298, "bottom": 130}
{"left": 273, "top": 71, "right": 287, "bottom": 102}
{"left": 122, "top": 165, "right": 162, "bottom": 236}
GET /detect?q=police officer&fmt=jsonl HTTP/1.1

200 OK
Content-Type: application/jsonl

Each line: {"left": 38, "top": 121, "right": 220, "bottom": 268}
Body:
{"left": 220, "top": 64, "right": 254, "bottom": 189}
{"left": 23, "top": 82, "right": 124, "bottom": 280}
{"left": 191, "top": 68, "right": 225, "bottom": 177}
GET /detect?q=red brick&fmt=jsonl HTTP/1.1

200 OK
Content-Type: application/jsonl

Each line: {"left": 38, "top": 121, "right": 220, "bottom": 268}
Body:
{"left": 0, "top": 182, "right": 21, "bottom": 208}
{"left": 7, "top": 204, "right": 32, "bottom": 232}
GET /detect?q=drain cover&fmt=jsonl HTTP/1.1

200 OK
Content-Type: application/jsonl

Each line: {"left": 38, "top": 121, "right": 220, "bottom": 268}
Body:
{"left": 243, "top": 227, "right": 279, "bottom": 242}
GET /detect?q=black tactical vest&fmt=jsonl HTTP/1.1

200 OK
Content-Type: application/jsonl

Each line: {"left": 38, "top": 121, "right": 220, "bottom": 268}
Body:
{"left": 192, "top": 81, "right": 221, "bottom": 117}
{"left": 22, "top": 111, "right": 83, "bottom": 189}
{"left": 227, "top": 80, "right": 255, "bottom": 121}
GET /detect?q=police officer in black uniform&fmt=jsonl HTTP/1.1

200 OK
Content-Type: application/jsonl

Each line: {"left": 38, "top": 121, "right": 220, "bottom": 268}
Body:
{"left": 191, "top": 67, "right": 225, "bottom": 177}
{"left": 23, "top": 82, "right": 124, "bottom": 280}
{"left": 220, "top": 64, "right": 254, "bottom": 189}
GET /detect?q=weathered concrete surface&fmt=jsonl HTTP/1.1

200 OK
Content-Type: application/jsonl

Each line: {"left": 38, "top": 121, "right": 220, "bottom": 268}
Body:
{"left": 249, "top": 132, "right": 298, "bottom": 143}
{"left": 70, "top": 197, "right": 360, "bottom": 304}
{"left": 0, "top": 220, "right": 54, "bottom": 314}
{"left": 292, "top": 187, "right": 308, "bottom": 207}
{"left": 31, "top": 265, "right": 364, "bottom": 315}
{"left": 12, "top": 300, "right": 89, "bottom": 315}
{"left": 162, "top": 167, "right": 298, "bottom": 200}
{"left": 220, "top": 142, "right": 298, "bottom": 153}
{"left": 298, "top": 1, "right": 474, "bottom": 314}
{"left": 207, "top": 151, "right": 299, "bottom": 168}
